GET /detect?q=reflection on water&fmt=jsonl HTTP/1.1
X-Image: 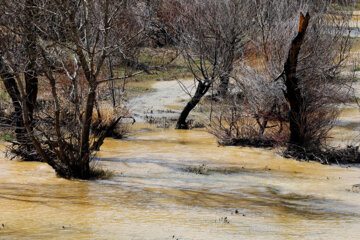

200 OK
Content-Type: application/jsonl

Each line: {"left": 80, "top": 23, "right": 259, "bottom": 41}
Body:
{"left": 1, "top": 123, "right": 360, "bottom": 239}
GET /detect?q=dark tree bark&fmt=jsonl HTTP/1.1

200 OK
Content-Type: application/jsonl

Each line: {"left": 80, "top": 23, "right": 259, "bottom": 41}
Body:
{"left": 218, "top": 74, "right": 230, "bottom": 98}
{"left": 24, "top": 0, "right": 39, "bottom": 124}
{"left": 108, "top": 57, "right": 116, "bottom": 107}
{"left": 79, "top": 85, "right": 97, "bottom": 178}
{"left": 176, "top": 81, "right": 210, "bottom": 129}
{"left": 0, "top": 0, "right": 41, "bottom": 161}
{"left": 0, "top": 58, "right": 25, "bottom": 142}
{"left": 283, "top": 12, "right": 310, "bottom": 148}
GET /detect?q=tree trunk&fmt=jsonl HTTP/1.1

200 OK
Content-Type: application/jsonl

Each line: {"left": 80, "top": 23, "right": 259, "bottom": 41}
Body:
{"left": 176, "top": 81, "right": 210, "bottom": 129}
{"left": 0, "top": 0, "right": 40, "bottom": 162}
{"left": 0, "top": 59, "right": 26, "bottom": 142}
{"left": 218, "top": 74, "right": 230, "bottom": 98}
{"left": 79, "top": 84, "right": 97, "bottom": 178}
{"left": 24, "top": 0, "right": 38, "bottom": 124}
{"left": 108, "top": 57, "right": 116, "bottom": 107}
{"left": 283, "top": 13, "right": 310, "bottom": 148}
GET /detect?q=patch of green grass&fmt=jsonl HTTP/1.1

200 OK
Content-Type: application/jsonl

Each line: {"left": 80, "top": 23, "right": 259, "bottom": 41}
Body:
{"left": 104, "top": 48, "right": 194, "bottom": 100}
{"left": 127, "top": 87, "right": 157, "bottom": 94}
{"left": 353, "top": 67, "right": 360, "bottom": 72}
{"left": 0, "top": 134, "right": 14, "bottom": 141}
{"left": 348, "top": 96, "right": 360, "bottom": 103}
{"left": 356, "top": 2, "right": 360, "bottom": 10}
{"left": 330, "top": 2, "right": 360, "bottom": 11}
{"left": 112, "top": 48, "right": 193, "bottom": 87}
{"left": 0, "top": 90, "right": 10, "bottom": 102}
{"left": 138, "top": 54, "right": 166, "bottom": 65}
{"left": 111, "top": 56, "right": 193, "bottom": 99}
{"left": 126, "top": 86, "right": 157, "bottom": 99}
{"left": 114, "top": 65, "right": 192, "bottom": 83}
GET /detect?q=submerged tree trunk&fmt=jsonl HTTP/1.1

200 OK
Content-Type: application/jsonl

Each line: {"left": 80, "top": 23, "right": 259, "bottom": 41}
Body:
{"left": 176, "top": 81, "right": 210, "bottom": 129}
{"left": 283, "top": 12, "right": 310, "bottom": 149}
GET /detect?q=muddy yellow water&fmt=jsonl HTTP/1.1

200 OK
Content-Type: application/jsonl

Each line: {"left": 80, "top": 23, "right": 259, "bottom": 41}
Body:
{"left": 1, "top": 123, "right": 360, "bottom": 239}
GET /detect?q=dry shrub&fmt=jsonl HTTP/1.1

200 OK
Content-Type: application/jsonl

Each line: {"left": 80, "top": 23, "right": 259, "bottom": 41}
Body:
{"left": 88, "top": 159, "right": 114, "bottom": 180}
{"left": 91, "top": 103, "right": 132, "bottom": 139}
{"left": 283, "top": 145, "right": 360, "bottom": 164}
{"left": 208, "top": 58, "right": 290, "bottom": 147}
{"left": 208, "top": 97, "right": 288, "bottom": 148}
{"left": 208, "top": 1, "right": 360, "bottom": 165}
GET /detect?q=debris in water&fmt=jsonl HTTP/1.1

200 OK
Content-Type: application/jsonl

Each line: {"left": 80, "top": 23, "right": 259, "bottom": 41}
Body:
{"left": 352, "top": 184, "right": 360, "bottom": 193}
{"left": 216, "top": 217, "right": 230, "bottom": 224}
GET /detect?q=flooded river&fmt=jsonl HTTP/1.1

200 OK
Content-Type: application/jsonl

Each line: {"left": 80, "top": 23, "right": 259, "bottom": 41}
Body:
{"left": 1, "top": 79, "right": 360, "bottom": 239}
{"left": 1, "top": 123, "right": 360, "bottom": 239}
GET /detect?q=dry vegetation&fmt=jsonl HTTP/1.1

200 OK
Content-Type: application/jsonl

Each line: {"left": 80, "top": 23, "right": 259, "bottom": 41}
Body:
{"left": 1, "top": 0, "right": 360, "bottom": 180}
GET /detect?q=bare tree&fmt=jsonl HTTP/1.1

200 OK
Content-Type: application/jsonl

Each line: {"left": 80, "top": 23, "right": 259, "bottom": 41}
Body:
{"left": 208, "top": 65, "right": 289, "bottom": 147}
{"left": 174, "top": 0, "right": 255, "bottom": 129}
{"left": 144, "top": 0, "right": 182, "bottom": 47}
{"left": 0, "top": 0, "right": 146, "bottom": 178}
{"left": 209, "top": 0, "right": 358, "bottom": 162}
{"left": 0, "top": 0, "right": 44, "bottom": 161}
{"left": 259, "top": 1, "right": 354, "bottom": 152}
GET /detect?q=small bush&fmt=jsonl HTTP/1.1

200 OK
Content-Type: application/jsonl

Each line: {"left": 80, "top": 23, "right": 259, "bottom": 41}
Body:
{"left": 208, "top": 95, "right": 288, "bottom": 148}
{"left": 88, "top": 161, "right": 114, "bottom": 180}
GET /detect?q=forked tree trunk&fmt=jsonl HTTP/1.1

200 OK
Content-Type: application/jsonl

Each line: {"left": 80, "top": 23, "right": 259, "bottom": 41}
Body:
{"left": 3, "top": 0, "right": 41, "bottom": 161}
{"left": 0, "top": 0, "right": 38, "bottom": 150}
{"left": 284, "top": 12, "right": 310, "bottom": 148}
{"left": 176, "top": 81, "right": 210, "bottom": 129}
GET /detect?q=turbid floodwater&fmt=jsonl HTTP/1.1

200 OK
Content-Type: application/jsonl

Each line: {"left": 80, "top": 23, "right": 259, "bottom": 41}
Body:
{"left": 1, "top": 81, "right": 360, "bottom": 240}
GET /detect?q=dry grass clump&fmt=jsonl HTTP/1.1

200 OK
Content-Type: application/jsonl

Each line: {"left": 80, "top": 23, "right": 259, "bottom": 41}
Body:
{"left": 91, "top": 103, "right": 132, "bottom": 139}
{"left": 88, "top": 161, "right": 114, "bottom": 180}
{"left": 92, "top": 103, "right": 123, "bottom": 127}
